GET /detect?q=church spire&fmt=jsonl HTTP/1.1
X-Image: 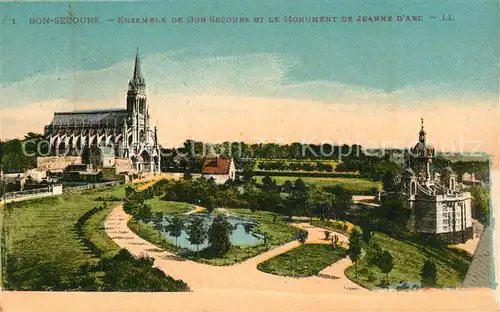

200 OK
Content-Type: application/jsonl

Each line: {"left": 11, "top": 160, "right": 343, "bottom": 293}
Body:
{"left": 419, "top": 117, "right": 426, "bottom": 143}
{"left": 129, "top": 46, "right": 145, "bottom": 91}
{"left": 133, "top": 46, "right": 142, "bottom": 81}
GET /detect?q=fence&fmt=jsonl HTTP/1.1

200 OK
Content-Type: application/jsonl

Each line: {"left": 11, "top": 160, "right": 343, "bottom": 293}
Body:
{"left": 2, "top": 187, "right": 52, "bottom": 200}
{"left": 63, "top": 181, "right": 124, "bottom": 193}
{"left": 1, "top": 181, "right": 123, "bottom": 203}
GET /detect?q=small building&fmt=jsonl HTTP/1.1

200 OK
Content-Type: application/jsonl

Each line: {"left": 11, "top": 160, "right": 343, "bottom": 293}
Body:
{"left": 201, "top": 156, "right": 236, "bottom": 185}
{"left": 462, "top": 172, "right": 482, "bottom": 186}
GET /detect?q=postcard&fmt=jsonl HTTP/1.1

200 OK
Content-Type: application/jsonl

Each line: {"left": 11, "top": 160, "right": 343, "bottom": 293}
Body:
{"left": 0, "top": 1, "right": 498, "bottom": 311}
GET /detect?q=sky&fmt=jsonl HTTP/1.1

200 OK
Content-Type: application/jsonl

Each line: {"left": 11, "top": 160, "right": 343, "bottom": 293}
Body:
{"left": 0, "top": 1, "right": 498, "bottom": 156}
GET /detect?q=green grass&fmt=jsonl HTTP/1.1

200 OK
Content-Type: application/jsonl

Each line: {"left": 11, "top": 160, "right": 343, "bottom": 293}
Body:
{"left": 128, "top": 204, "right": 304, "bottom": 266}
{"left": 258, "top": 244, "right": 347, "bottom": 277}
{"left": 255, "top": 176, "right": 382, "bottom": 194}
{"left": 310, "top": 219, "right": 351, "bottom": 236}
{"left": 188, "top": 208, "right": 304, "bottom": 266}
{"left": 146, "top": 197, "right": 193, "bottom": 215}
{"left": 255, "top": 158, "right": 339, "bottom": 165}
{"left": 83, "top": 203, "right": 121, "bottom": 259}
{"left": 254, "top": 158, "right": 338, "bottom": 170}
{"left": 345, "top": 232, "right": 472, "bottom": 289}
{"left": 1, "top": 185, "right": 126, "bottom": 289}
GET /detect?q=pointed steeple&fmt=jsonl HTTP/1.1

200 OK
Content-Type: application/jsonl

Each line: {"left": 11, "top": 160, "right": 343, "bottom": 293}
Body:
{"left": 129, "top": 46, "right": 145, "bottom": 91}
{"left": 133, "top": 46, "right": 142, "bottom": 81}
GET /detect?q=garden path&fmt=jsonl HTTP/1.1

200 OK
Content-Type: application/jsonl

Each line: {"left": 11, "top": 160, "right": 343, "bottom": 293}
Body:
{"left": 105, "top": 204, "right": 365, "bottom": 294}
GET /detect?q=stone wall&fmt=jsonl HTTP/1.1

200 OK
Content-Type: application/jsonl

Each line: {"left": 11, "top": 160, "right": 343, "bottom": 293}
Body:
{"left": 115, "top": 157, "right": 133, "bottom": 173}
{"left": 102, "top": 167, "right": 117, "bottom": 181}
{"left": 201, "top": 174, "right": 231, "bottom": 185}
{"left": 434, "top": 227, "right": 474, "bottom": 244}
{"left": 414, "top": 199, "right": 437, "bottom": 233}
{"left": 37, "top": 156, "right": 82, "bottom": 171}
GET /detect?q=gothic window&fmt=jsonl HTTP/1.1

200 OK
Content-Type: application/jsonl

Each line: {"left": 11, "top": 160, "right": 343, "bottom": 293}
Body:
{"left": 139, "top": 99, "right": 145, "bottom": 114}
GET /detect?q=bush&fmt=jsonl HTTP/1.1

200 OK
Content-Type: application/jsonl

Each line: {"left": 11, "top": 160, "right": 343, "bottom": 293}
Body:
{"left": 367, "top": 272, "right": 377, "bottom": 282}
{"left": 100, "top": 249, "right": 190, "bottom": 292}
{"left": 74, "top": 205, "right": 106, "bottom": 257}
{"left": 94, "top": 195, "right": 122, "bottom": 202}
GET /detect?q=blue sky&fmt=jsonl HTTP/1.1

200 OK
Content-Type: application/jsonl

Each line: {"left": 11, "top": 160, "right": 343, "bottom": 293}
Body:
{"left": 2, "top": 1, "right": 498, "bottom": 93}
{"left": 0, "top": 1, "right": 498, "bottom": 152}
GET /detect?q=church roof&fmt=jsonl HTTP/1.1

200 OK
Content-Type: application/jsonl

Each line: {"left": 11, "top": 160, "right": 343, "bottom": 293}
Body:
{"left": 48, "top": 109, "right": 128, "bottom": 127}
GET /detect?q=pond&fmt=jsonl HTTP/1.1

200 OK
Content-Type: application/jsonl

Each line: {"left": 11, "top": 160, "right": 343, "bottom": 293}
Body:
{"left": 154, "top": 213, "right": 265, "bottom": 251}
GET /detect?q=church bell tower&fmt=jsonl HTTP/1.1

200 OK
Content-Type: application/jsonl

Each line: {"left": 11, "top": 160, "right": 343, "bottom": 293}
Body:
{"left": 127, "top": 47, "right": 148, "bottom": 147}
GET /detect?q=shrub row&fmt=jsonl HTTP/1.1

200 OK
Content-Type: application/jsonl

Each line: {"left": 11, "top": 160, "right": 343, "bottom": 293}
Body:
{"left": 257, "top": 161, "right": 334, "bottom": 172}
{"left": 74, "top": 205, "right": 106, "bottom": 257}
{"left": 253, "top": 171, "right": 365, "bottom": 179}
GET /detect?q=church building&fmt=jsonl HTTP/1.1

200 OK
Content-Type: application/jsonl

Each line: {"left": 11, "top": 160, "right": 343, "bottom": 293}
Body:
{"left": 43, "top": 48, "right": 161, "bottom": 173}
{"left": 387, "top": 119, "right": 473, "bottom": 244}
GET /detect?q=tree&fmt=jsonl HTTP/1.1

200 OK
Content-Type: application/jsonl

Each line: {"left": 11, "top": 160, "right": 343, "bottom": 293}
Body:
{"left": 203, "top": 196, "right": 216, "bottom": 213}
{"left": 297, "top": 231, "right": 308, "bottom": 244}
{"left": 2, "top": 139, "right": 28, "bottom": 173}
{"left": 153, "top": 212, "right": 163, "bottom": 228}
{"left": 186, "top": 216, "right": 207, "bottom": 257}
{"left": 136, "top": 203, "right": 153, "bottom": 220}
{"left": 261, "top": 175, "right": 276, "bottom": 191}
{"left": 420, "top": 260, "right": 437, "bottom": 287}
{"left": 165, "top": 216, "right": 184, "bottom": 247}
{"left": 241, "top": 162, "right": 254, "bottom": 182}
{"left": 362, "top": 228, "right": 372, "bottom": 244}
{"left": 377, "top": 250, "right": 394, "bottom": 287}
{"left": 470, "top": 186, "right": 490, "bottom": 225}
{"left": 183, "top": 172, "right": 193, "bottom": 181}
{"left": 380, "top": 197, "right": 411, "bottom": 227}
{"left": 208, "top": 214, "right": 234, "bottom": 255}
{"left": 294, "top": 178, "right": 307, "bottom": 193}
{"left": 282, "top": 180, "right": 293, "bottom": 193}
{"left": 243, "top": 183, "right": 260, "bottom": 213}
{"left": 307, "top": 185, "right": 334, "bottom": 220}
{"left": 348, "top": 226, "right": 363, "bottom": 278}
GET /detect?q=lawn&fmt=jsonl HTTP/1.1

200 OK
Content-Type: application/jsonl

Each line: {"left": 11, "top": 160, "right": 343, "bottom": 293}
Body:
{"left": 257, "top": 244, "right": 347, "bottom": 277}
{"left": 345, "top": 232, "right": 472, "bottom": 289}
{"left": 83, "top": 201, "right": 122, "bottom": 259}
{"left": 255, "top": 176, "right": 382, "bottom": 194}
{"left": 1, "top": 185, "right": 126, "bottom": 290}
{"left": 310, "top": 219, "right": 353, "bottom": 236}
{"left": 255, "top": 158, "right": 339, "bottom": 165}
{"left": 146, "top": 197, "right": 194, "bottom": 215}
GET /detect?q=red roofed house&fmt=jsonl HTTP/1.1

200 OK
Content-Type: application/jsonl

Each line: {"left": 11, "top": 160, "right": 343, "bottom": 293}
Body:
{"left": 201, "top": 156, "right": 236, "bottom": 184}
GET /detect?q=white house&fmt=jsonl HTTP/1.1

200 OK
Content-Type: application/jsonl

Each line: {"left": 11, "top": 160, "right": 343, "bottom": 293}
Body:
{"left": 201, "top": 157, "right": 236, "bottom": 185}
